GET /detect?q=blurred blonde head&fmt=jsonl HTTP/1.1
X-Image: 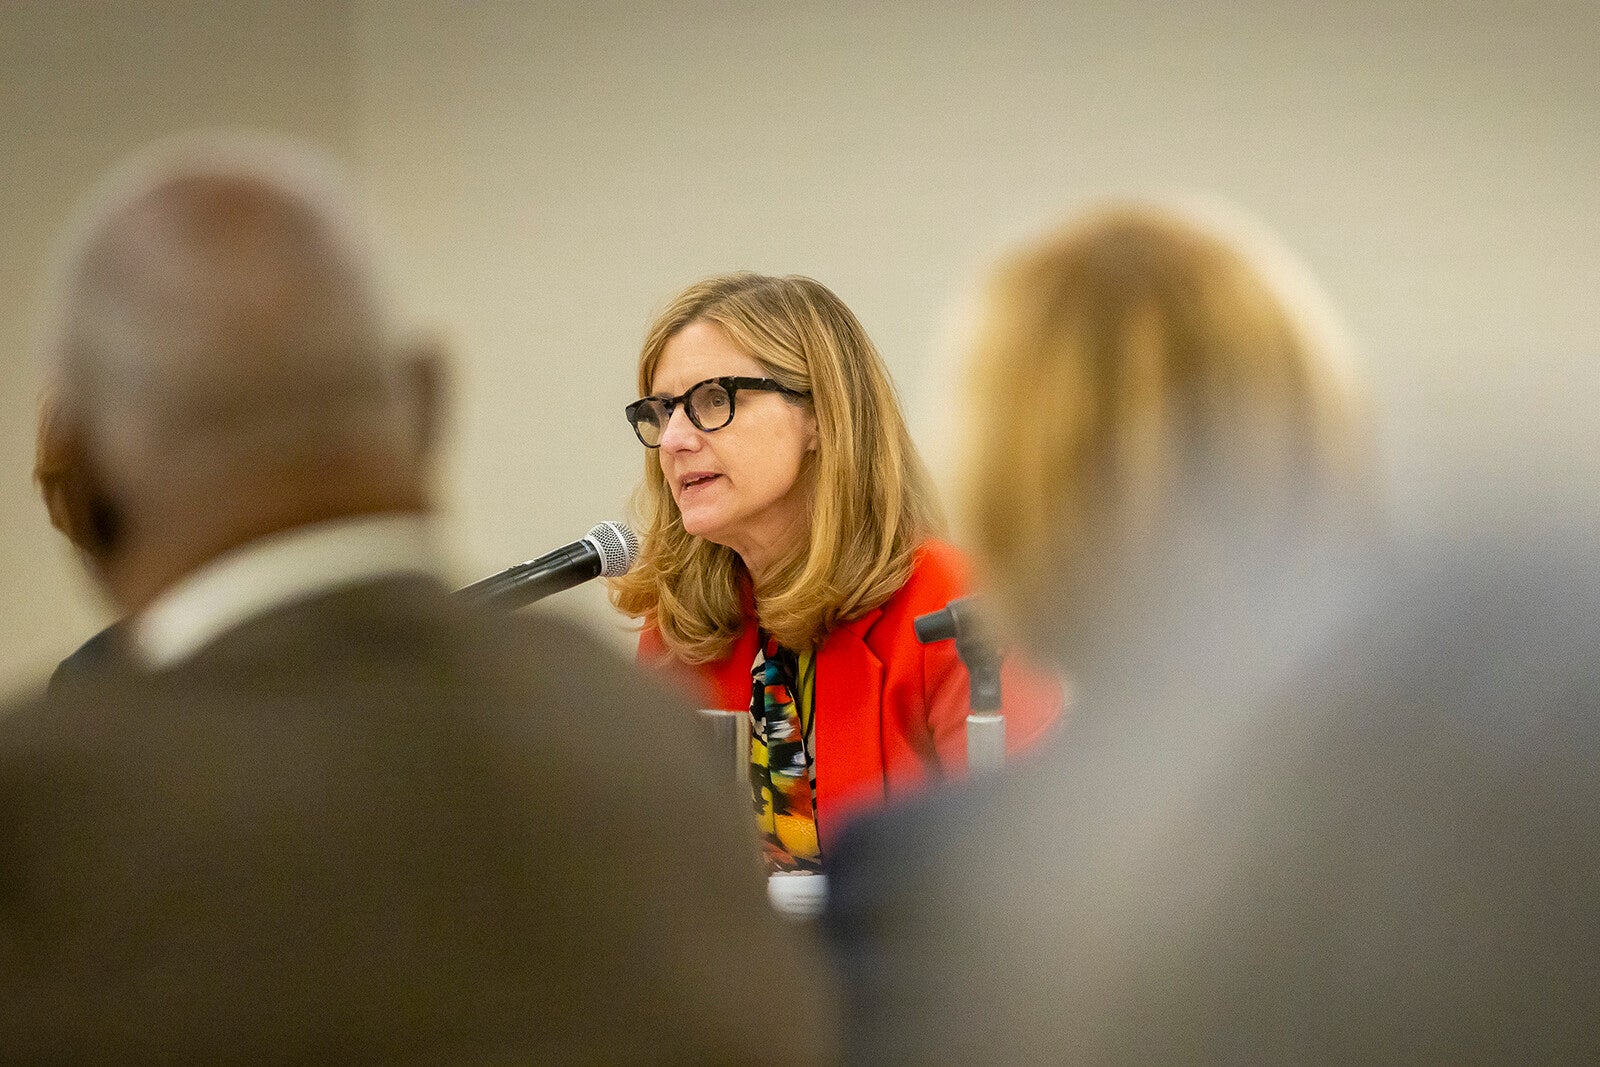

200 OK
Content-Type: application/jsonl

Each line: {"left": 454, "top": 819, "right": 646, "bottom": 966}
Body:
{"left": 959, "top": 202, "right": 1372, "bottom": 658}
{"left": 612, "top": 273, "right": 944, "bottom": 662}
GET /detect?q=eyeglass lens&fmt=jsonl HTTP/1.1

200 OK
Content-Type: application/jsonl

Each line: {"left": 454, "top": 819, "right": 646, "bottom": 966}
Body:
{"left": 687, "top": 380, "right": 733, "bottom": 431}
{"left": 632, "top": 379, "right": 735, "bottom": 446}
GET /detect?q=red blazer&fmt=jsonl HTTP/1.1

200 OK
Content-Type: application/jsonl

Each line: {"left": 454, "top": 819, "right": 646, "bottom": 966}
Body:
{"left": 639, "top": 540, "right": 1064, "bottom": 854}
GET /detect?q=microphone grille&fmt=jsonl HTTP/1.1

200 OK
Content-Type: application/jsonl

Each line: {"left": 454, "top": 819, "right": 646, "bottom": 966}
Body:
{"left": 586, "top": 521, "right": 640, "bottom": 578}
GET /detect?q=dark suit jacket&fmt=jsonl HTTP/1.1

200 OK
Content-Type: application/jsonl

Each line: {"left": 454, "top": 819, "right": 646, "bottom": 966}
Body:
{"left": 46, "top": 622, "right": 121, "bottom": 694}
{"left": 0, "top": 576, "right": 834, "bottom": 1062}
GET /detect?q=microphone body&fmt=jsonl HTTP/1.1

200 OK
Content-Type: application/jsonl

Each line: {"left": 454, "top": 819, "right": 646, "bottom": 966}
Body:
{"left": 915, "top": 596, "right": 1007, "bottom": 772}
{"left": 459, "top": 522, "right": 639, "bottom": 611}
{"left": 913, "top": 595, "right": 979, "bottom": 645}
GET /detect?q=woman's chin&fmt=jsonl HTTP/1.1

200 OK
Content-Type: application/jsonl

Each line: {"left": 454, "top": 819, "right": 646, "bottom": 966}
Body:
{"left": 679, "top": 511, "right": 727, "bottom": 544}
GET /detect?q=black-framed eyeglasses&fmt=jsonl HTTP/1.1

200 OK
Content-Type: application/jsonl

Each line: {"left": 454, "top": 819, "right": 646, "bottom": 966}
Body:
{"left": 624, "top": 376, "right": 810, "bottom": 448}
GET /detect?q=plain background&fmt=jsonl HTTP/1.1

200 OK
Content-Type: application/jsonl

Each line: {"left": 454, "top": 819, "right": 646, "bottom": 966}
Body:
{"left": 2, "top": 0, "right": 1596, "bottom": 695}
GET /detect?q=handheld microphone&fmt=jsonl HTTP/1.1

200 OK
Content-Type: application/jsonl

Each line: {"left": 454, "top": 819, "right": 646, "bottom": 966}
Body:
{"left": 458, "top": 521, "right": 640, "bottom": 611}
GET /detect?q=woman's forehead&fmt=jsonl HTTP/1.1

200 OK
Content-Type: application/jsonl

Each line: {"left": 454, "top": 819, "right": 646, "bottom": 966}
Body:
{"left": 651, "top": 320, "right": 765, "bottom": 392}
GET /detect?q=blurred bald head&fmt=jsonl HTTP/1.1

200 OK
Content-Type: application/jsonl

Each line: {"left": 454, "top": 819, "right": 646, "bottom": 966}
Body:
{"left": 42, "top": 134, "right": 441, "bottom": 612}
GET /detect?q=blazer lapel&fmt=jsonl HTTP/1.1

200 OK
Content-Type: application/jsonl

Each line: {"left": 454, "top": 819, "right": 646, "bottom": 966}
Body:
{"left": 814, "top": 607, "right": 884, "bottom": 850}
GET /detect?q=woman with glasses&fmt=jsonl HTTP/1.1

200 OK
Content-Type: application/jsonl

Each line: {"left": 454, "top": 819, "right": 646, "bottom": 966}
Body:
{"left": 611, "top": 272, "right": 1061, "bottom": 873}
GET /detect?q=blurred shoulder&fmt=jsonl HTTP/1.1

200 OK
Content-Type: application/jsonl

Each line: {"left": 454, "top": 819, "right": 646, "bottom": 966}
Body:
{"left": 0, "top": 690, "right": 54, "bottom": 756}
{"left": 0, "top": 664, "right": 142, "bottom": 744}
{"left": 480, "top": 608, "right": 689, "bottom": 703}
{"left": 0, "top": 673, "right": 164, "bottom": 804}
{"left": 823, "top": 773, "right": 1007, "bottom": 959}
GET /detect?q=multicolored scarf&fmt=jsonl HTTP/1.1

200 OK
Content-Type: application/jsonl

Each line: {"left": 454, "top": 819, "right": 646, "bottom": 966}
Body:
{"left": 750, "top": 634, "right": 821, "bottom": 871}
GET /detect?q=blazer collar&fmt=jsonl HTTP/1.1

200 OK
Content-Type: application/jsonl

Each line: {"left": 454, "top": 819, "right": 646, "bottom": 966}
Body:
{"left": 838, "top": 604, "right": 885, "bottom": 640}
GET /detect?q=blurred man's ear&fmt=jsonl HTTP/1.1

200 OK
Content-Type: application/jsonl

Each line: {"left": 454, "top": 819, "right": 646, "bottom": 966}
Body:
{"left": 398, "top": 337, "right": 449, "bottom": 461}
{"left": 45, "top": 424, "right": 123, "bottom": 565}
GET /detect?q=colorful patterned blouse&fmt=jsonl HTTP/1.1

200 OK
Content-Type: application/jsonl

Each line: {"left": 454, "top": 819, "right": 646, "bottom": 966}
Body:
{"left": 749, "top": 634, "right": 821, "bottom": 871}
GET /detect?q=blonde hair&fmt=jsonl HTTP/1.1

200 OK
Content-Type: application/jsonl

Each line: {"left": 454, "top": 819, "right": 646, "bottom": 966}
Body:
{"left": 960, "top": 202, "right": 1372, "bottom": 650}
{"left": 611, "top": 273, "right": 944, "bottom": 662}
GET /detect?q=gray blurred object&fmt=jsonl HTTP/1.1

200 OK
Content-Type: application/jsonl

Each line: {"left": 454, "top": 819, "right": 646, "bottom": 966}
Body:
{"left": 823, "top": 200, "right": 1586, "bottom": 1063}
{"left": 696, "top": 706, "right": 751, "bottom": 788}
{"left": 826, "top": 526, "right": 1600, "bottom": 1063}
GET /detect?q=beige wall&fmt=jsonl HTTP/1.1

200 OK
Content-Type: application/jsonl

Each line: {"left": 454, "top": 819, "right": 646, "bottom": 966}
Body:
{"left": 0, "top": 1, "right": 358, "bottom": 693}
{"left": 352, "top": 0, "right": 1600, "bottom": 639}
{"left": 4, "top": 1, "right": 1598, "bottom": 691}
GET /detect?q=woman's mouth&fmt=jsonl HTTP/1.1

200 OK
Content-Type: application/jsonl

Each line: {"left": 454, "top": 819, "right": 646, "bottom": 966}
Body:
{"left": 679, "top": 473, "right": 721, "bottom": 494}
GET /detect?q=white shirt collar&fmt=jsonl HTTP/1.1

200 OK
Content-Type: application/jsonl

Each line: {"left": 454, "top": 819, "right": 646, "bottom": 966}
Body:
{"left": 133, "top": 513, "right": 440, "bottom": 669}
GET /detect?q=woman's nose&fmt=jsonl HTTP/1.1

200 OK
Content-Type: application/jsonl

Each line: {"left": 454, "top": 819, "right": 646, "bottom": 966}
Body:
{"left": 657, "top": 404, "right": 701, "bottom": 451}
